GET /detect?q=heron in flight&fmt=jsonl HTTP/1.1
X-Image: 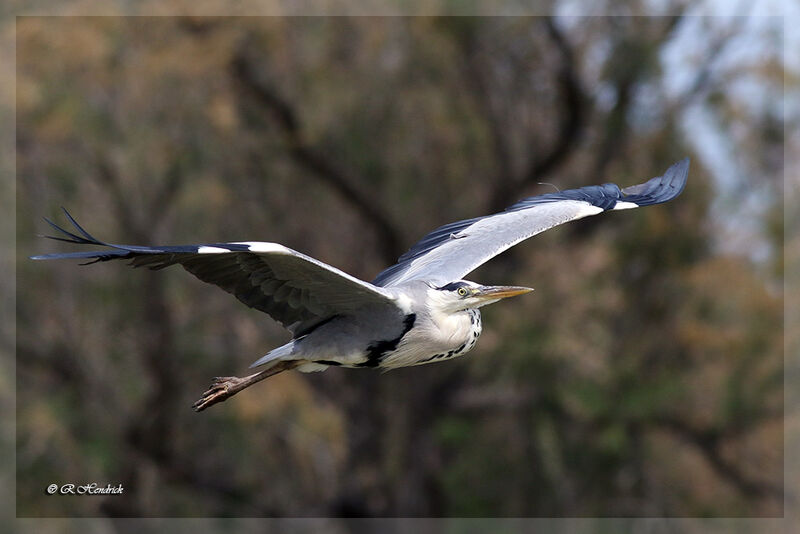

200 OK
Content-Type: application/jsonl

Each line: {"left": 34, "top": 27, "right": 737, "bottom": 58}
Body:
{"left": 32, "top": 159, "right": 689, "bottom": 411}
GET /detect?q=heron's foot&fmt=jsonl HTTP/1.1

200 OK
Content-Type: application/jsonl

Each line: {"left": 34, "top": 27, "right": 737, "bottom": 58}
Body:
{"left": 192, "top": 376, "right": 245, "bottom": 412}
{"left": 192, "top": 362, "right": 300, "bottom": 413}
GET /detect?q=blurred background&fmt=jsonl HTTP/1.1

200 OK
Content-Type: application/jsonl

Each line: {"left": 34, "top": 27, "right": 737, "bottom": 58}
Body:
{"left": 14, "top": 14, "right": 790, "bottom": 518}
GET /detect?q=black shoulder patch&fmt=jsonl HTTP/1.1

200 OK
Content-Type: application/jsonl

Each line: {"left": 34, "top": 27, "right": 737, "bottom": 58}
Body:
{"left": 358, "top": 313, "right": 417, "bottom": 368}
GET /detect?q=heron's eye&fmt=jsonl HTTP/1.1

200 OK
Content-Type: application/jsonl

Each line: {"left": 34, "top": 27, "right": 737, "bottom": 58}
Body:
{"left": 457, "top": 287, "right": 469, "bottom": 297}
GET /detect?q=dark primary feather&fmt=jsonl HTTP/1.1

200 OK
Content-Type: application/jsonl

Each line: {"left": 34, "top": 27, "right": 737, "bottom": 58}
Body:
{"left": 372, "top": 158, "right": 689, "bottom": 287}
{"left": 31, "top": 209, "right": 396, "bottom": 335}
{"left": 34, "top": 209, "right": 249, "bottom": 263}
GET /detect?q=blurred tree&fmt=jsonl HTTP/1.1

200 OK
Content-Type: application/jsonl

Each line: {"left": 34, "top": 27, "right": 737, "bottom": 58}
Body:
{"left": 15, "top": 14, "right": 786, "bottom": 518}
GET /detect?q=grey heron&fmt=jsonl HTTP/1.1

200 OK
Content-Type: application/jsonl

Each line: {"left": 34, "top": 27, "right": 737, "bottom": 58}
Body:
{"left": 32, "top": 158, "right": 689, "bottom": 411}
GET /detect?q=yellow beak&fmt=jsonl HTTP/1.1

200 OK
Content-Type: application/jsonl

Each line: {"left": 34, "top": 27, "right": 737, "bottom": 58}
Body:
{"left": 475, "top": 285, "right": 534, "bottom": 301}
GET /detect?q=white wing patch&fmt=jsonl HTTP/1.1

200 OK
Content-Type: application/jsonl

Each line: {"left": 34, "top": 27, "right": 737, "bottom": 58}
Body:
{"left": 574, "top": 204, "right": 605, "bottom": 217}
{"left": 613, "top": 201, "right": 639, "bottom": 210}
{"left": 200, "top": 243, "right": 290, "bottom": 254}
{"left": 233, "top": 242, "right": 289, "bottom": 253}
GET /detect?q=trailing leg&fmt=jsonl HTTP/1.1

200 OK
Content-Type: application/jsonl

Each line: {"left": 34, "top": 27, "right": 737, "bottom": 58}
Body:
{"left": 192, "top": 360, "right": 300, "bottom": 412}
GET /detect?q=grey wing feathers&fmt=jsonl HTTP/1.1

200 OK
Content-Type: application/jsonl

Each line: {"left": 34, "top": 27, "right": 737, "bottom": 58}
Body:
{"left": 32, "top": 209, "right": 397, "bottom": 336}
{"left": 373, "top": 158, "right": 689, "bottom": 287}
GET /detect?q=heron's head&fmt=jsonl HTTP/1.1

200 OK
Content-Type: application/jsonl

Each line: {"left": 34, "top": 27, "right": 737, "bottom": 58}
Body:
{"left": 431, "top": 280, "right": 533, "bottom": 313}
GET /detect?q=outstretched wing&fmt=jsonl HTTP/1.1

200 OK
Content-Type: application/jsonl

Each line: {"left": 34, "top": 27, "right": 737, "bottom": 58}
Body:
{"left": 32, "top": 210, "right": 398, "bottom": 336}
{"left": 373, "top": 158, "right": 690, "bottom": 287}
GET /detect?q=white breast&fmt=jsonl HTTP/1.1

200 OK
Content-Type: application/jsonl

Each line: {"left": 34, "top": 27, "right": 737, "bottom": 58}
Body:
{"left": 381, "top": 307, "right": 482, "bottom": 369}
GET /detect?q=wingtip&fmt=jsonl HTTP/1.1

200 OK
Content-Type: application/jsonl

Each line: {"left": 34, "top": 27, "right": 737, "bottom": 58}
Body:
{"left": 619, "top": 157, "right": 690, "bottom": 205}
{"left": 672, "top": 156, "right": 690, "bottom": 173}
{"left": 665, "top": 157, "right": 690, "bottom": 192}
{"left": 648, "top": 157, "right": 689, "bottom": 203}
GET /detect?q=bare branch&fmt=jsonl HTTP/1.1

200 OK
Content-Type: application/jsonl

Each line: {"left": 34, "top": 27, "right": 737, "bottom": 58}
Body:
{"left": 652, "top": 414, "right": 787, "bottom": 501}
{"left": 441, "top": 17, "right": 586, "bottom": 212}
{"left": 484, "top": 17, "right": 586, "bottom": 211}
{"left": 453, "top": 28, "right": 515, "bottom": 189}
{"left": 229, "top": 52, "right": 404, "bottom": 265}
{"left": 671, "top": 16, "right": 748, "bottom": 110}
{"left": 445, "top": 383, "right": 786, "bottom": 502}
{"left": 523, "top": 18, "right": 586, "bottom": 185}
